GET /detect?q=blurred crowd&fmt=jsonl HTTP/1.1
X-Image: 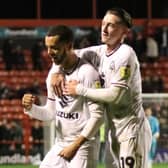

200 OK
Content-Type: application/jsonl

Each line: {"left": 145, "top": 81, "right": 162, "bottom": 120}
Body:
{"left": 0, "top": 24, "right": 168, "bottom": 161}
{"left": 0, "top": 24, "right": 168, "bottom": 97}
{"left": 0, "top": 119, "right": 44, "bottom": 159}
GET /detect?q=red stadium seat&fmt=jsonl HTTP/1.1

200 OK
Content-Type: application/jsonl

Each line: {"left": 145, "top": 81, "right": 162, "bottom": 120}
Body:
{"left": 0, "top": 99, "right": 11, "bottom": 106}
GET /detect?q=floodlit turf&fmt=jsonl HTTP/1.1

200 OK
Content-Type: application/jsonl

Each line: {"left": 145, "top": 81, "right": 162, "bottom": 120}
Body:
{"left": 0, "top": 163, "right": 167, "bottom": 168}
{"left": 0, "top": 165, "right": 38, "bottom": 168}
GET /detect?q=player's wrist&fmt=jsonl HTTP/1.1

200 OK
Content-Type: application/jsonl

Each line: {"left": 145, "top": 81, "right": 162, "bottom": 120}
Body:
{"left": 73, "top": 135, "right": 88, "bottom": 148}
{"left": 76, "top": 84, "right": 86, "bottom": 96}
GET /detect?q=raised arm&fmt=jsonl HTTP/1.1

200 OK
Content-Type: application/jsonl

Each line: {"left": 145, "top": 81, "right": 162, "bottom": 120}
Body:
{"left": 22, "top": 71, "right": 57, "bottom": 121}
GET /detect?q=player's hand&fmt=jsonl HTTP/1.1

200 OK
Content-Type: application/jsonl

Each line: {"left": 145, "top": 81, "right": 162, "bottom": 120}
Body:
{"left": 59, "top": 135, "right": 87, "bottom": 161}
{"left": 51, "top": 73, "right": 65, "bottom": 97}
{"left": 22, "top": 93, "right": 36, "bottom": 111}
{"left": 58, "top": 143, "right": 79, "bottom": 161}
{"left": 63, "top": 80, "right": 79, "bottom": 96}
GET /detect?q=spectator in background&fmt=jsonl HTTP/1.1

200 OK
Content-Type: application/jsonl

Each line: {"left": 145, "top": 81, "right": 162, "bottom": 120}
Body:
{"left": 12, "top": 45, "right": 26, "bottom": 70}
{"left": 124, "top": 29, "right": 136, "bottom": 51}
{"left": 2, "top": 39, "right": 15, "bottom": 70}
{"left": 30, "top": 120, "right": 44, "bottom": 160}
{"left": 142, "top": 74, "right": 164, "bottom": 93}
{"left": 152, "top": 74, "right": 164, "bottom": 93}
{"left": 16, "top": 80, "right": 42, "bottom": 99}
{"left": 74, "top": 27, "right": 99, "bottom": 49}
{"left": 134, "top": 31, "right": 147, "bottom": 62}
{"left": 31, "top": 39, "right": 44, "bottom": 70}
{"left": 78, "top": 37, "right": 92, "bottom": 49}
{"left": 0, "top": 119, "right": 7, "bottom": 155}
{"left": 143, "top": 20, "right": 159, "bottom": 63}
{"left": 142, "top": 76, "right": 153, "bottom": 93}
{"left": 28, "top": 79, "right": 42, "bottom": 95}
{"left": 3, "top": 120, "right": 14, "bottom": 155}
{"left": 0, "top": 81, "right": 16, "bottom": 99}
{"left": 0, "top": 120, "right": 23, "bottom": 155}
{"left": 146, "top": 36, "right": 159, "bottom": 63}
{"left": 143, "top": 20, "right": 157, "bottom": 39}
{"left": 10, "top": 120, "right": 23, "bottom": 154}
{"left": 145, "top": 107, "right": 160, "bottom": 168}
{"left": 157, "top": 25, "right": 168, "bottom": 57}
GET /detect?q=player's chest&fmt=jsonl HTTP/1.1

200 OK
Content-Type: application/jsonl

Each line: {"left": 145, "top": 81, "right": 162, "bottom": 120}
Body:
{"left": 99, "top": 56, "right": 116, "bottom": 83}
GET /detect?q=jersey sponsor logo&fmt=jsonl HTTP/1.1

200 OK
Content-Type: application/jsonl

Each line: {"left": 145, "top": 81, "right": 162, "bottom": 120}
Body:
{"left": 119, "top": 66, "right": 130, "bottom": 79}
{"left": 59, "top": 95, "right": 74, "bottom": 108}
{"left": 109, "top": 61, "right": 115, "bottom": 71}
{"left": 56, "top": 111, "right": 79, "bottom": 120}
{"left": 94, "top": 80, "right": 101, "bottom": 88}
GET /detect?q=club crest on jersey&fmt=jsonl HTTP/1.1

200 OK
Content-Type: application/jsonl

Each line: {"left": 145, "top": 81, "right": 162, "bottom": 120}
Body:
{"left": 109, "top": 61, "right": 115, "bottom": 71}
{"left": 119, "top": 66, "right": 130, "bottom": 79}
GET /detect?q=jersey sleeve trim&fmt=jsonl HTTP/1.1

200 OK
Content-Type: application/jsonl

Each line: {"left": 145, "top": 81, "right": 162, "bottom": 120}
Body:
{"left": 48, "top": 97, "right": 56, "bottom": 101}
{"left": 111, "top": 82, "right": 129, "bottom": 89}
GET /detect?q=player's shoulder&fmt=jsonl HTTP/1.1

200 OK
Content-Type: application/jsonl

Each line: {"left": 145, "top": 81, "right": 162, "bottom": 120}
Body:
{"left": 152, "top": 116, "right": 159, "bottom": 122}
{"left": 117, "top": 43, "right": 138, "bottom": 63}
{"left": 78, "top": 58, "right": 99, "bottom": 77}
{"left": 79, "top": 58, "right": 97, "bottom": 71}
{"left": 75, "top": 44, "right": 106, "bottom": 56}
{"left": 120, "top": 43, "right": 136, "bottom": 55}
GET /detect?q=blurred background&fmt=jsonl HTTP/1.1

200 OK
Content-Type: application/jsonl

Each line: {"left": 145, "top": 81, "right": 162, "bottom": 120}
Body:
{"left": 0, "top": 0, "right": 167, "bottom": 167}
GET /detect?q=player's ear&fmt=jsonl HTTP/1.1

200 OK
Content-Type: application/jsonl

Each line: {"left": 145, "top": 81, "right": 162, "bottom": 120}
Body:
{"left": 66, "top": 42, "right": 73, "bottom": 50}
{"left": 122, "top": 28, "right": 130, "bottom": 42}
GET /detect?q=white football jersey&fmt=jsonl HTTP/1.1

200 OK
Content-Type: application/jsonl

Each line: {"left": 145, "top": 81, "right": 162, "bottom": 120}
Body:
{"left": 28, "top": 58, "right": 104, "bottom": 150}
{"left": 78, "top": 44, "right": 145, "bottom": 142}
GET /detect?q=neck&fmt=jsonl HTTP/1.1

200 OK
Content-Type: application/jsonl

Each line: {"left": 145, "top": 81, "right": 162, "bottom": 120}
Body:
{"left": 61, "top": 53, "right": 79, "bottom": 75}
{"left": 106, "top": 42, "right": 121, "bottom": 56}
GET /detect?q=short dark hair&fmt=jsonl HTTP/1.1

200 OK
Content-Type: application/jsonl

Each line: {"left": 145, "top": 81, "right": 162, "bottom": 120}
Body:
{"left": 106, "top": 7, "right": 132, "bottom": 28}
{"left": 46, "top": 25, "right": 74, "bottom": 44}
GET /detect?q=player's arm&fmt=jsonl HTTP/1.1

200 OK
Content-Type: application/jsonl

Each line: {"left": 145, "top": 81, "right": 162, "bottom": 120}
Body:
{"left": 77, "top": 84, "right": 126, "bottom": 104}
{"left": 72, "top": 58, "right": 132, "bottom": 103}
{"left": 77, "top": 64, "right": 104, "bottom": 139}
{"left": 153, "top": 118, "right": 160, "bottom": 139}
{"left": 59, "top": 135, "right": 87, "bottom": 161}
{"left": 64, "top": 78, "right": 126, "bottom": 104}
{"left": 23, "top": 97, "right": 56, "bottom": 121}
{"left": 22, "top": 73, "right": 57, "bottom": 121}
{"left": 65, "top": 49, "right": 135, "bottom": 104}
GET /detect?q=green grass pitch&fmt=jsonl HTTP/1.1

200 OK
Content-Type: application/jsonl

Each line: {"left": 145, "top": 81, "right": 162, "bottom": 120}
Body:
{"left": 0, "top": 163, "right": 168, "bottom": 168}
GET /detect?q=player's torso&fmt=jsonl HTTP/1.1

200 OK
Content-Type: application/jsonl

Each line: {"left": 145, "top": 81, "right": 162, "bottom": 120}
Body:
{"left": 54, "top": 59, "right": 98, "bottom": 143}
{"left": 99, "top": 44, "right": 145, "bottom": 141}
{"left": 99, "top": 50, "right": 117, "bottom": 88}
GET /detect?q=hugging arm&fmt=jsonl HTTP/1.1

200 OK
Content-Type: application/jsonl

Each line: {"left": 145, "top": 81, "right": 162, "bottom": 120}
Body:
{"left": 76, "top": 84, "right": 126, "bottom": 104}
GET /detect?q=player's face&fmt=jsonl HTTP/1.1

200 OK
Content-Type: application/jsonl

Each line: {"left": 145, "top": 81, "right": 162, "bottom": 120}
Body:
{"left": 145, "top": 108, "right": 152, "bottom": 117}
{"left": 45, "top": 35, "right": 67, "bottom": 65}
{"left": 101, "top": 13, "right": 128, "bottom": 48}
